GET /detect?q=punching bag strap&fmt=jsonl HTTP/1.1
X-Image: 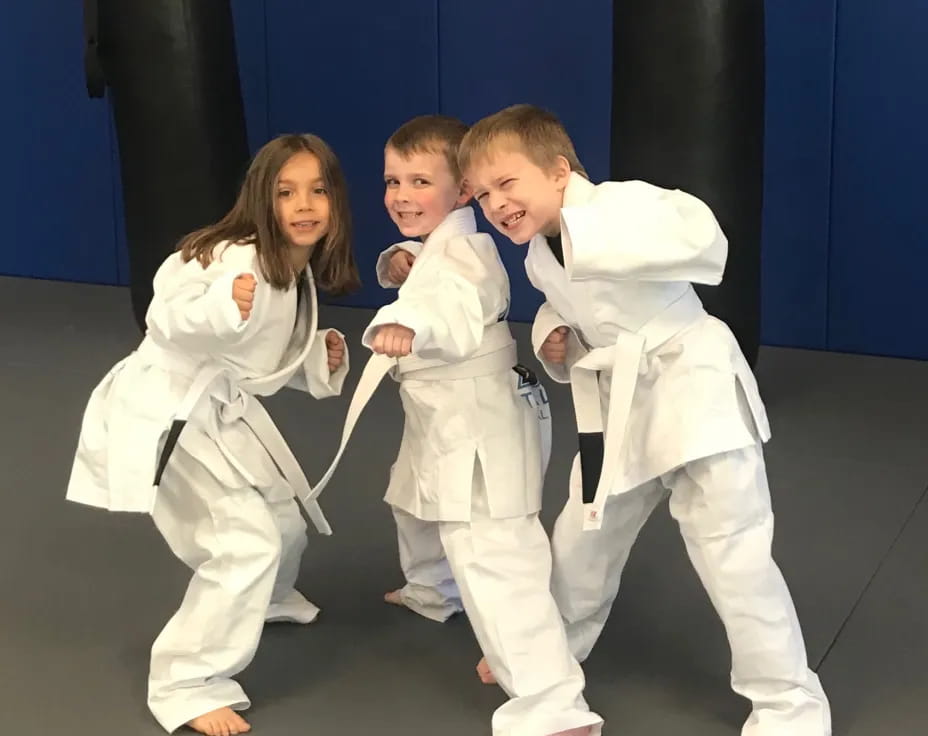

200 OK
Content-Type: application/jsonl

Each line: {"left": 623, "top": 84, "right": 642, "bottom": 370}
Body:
{"left": 83, "top": 0, "right": 106, "bottom": 98}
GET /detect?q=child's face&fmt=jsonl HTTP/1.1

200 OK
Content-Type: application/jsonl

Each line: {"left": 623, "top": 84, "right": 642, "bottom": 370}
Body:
{"left": 275, "top": 152, "right": 331, "bottom": 248}
{"left": 383, "top": 146, "right": 468, "bottom": 239}
{"left": 468, "top": 147, "right": 569, "bottom": 245}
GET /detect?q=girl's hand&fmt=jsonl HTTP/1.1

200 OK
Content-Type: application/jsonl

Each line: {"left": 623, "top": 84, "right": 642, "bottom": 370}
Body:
{"left": 325, "top": 331, "right": 346, "bottom": 372}
{"left": 232, "top": 274, "right": 256, "bottom": 320}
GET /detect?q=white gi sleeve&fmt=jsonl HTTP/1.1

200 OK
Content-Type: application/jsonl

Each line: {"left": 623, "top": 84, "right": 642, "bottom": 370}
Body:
{"left": 560, "top": 180, "right": 728, "bottom": 284}
{"left": 287, "top": 328, "right": 350, "bottom": 398}
{"left": 362, "top": 235, "right": 502, "bottom": 362}
{"left": 531, "top": 301, "right": 586, "bottom": 383}
{"left": 375, "top": 241, "right": 424, "bottom": 288}
{"left": 145, "top": 248, "right": 266, "bottom": 352}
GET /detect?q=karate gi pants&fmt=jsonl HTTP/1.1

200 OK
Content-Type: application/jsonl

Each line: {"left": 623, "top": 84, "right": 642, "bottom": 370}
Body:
{"left": 551, "top": 443, "right": 831, "bottom": 736}
{"left": 147, "top": 445, "right": 313, "bottom": 733}
{"left": 439, "top": 462, "right": 603, "bottom": 736}
{"left": 391, "top": 507, "right": 464, "bottom": 622}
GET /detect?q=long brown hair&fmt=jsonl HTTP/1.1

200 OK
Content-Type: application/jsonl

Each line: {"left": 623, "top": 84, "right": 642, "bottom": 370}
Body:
{"left": 178, "top": 134, "right": 360, "bottom": 295}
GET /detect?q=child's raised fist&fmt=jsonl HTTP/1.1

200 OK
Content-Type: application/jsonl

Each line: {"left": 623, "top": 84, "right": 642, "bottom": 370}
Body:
{"left": 325, "top": 331, "right": 346, "bottom": 372}
{"left": 541, "top": 326, "right": 569, "bottom": 364}
{"left": 232, "top": 273, "right": 257, "bottom": 321}
{"left": 387, "top": 250, "right": 416, "bottom": 285}
{"left": 372, "top": 324, "right": 415, "bottom": 358}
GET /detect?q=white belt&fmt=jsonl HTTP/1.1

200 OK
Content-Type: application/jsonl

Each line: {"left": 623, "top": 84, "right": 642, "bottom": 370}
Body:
{"left": 401, "top": 342, "right": 517, "bottom": 381}
{"left": 570, "top": 287, "right": 707, "bottom": 530}
{"left": 310, "top": 321, "right": 550, "bottom": 498}
{"left": 394, "top": 321, "right": 514, "bottom": 379}
{"left": 147, "top": 349, "right": 331, "bottom": 535}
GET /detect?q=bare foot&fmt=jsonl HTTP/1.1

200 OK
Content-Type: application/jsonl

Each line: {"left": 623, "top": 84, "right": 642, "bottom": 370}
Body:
{"left": 476, "top": 656, "right": 497, "bottom": 685}
{"left": 187, "top": 707, "right": 251, "bottom": 736}
{"left": 384, "top": 589, "right": 404, "bottom": 606}
{"left": 548, "top": 727, "right": 593, "bottom": 736}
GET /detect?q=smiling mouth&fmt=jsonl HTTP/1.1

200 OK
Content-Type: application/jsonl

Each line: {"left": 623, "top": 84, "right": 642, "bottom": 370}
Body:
{"left": 292, "top": 220, "right": 319, "bottom": 230}
{"left": 501, "top": 211, "right": 526, "bottom": 228}
{"left": 395, "top": 211, "right": 423, "bottom": 221}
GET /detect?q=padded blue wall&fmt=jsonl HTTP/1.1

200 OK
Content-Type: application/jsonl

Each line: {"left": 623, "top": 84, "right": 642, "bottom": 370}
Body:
{"left": 827, "top": 0, "right": 928, "bottom": 360}
{"left": 761, "top": 1, "right": 836, "bottom": 350}
{"left": 263, "top": 0, "right": 439, "bottom": 308}
{"left": 2, "top": 1, "right": 926, "bottom": 359}
{"left": 1, "top": 0, "right": 121, "bottom": 285}
{"left": 438, "top": 1, "right": 612, "bottom": 322}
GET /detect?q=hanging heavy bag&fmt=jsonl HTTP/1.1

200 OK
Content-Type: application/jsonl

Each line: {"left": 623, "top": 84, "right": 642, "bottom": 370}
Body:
{"left": 610, "top": 0, "right": 765, "bottom": 366}
{"left": 84, "top": 0, "right": 251, "bottom": 331}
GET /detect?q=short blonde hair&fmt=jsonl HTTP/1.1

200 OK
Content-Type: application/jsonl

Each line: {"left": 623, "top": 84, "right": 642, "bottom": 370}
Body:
{"left": 458, "top": 104, "right": 588, "bottom": 178}
{"left": 386, "top": 115, "right": 469, "bottom": 182}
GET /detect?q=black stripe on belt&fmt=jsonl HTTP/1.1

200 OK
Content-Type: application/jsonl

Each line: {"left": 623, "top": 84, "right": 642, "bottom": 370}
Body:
{"left": 153, "top": 420, "right": 187, "bottom": 486}
{"left": 578, "top": 432, "right": 604, "bottom": 504}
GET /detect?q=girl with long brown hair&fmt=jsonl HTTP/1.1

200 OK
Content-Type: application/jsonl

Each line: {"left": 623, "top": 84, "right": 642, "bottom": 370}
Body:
{"left": 67, "top": 133, "right": 359, "bottom": 736}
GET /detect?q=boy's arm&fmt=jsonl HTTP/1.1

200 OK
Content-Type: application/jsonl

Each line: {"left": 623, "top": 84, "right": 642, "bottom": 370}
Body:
{"left": 560, "top": 180, "right": 727, "bottom": 284}
{"left": 376, "top": 241, "right": 424, "bottom": 288}
{"left": 532, "top": 301, "right": 585, "bottom": 383}
{"left": 362, "top": 237, "right": 498, "bottom": 362}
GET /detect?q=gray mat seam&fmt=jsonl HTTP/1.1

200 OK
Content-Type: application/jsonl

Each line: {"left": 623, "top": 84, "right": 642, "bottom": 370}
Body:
{"left": 814, "top": 481, "right": 928, "bottom": 670}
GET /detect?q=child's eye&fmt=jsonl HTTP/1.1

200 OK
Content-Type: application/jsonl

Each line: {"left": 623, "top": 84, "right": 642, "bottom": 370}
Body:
{"left": 501, "top": 178, "right": 515, "bottom": 188}
{"left": 314, "top": 187, "right": 328, "bottom": 195}
{"left": 384, "top": 178, "right": 398, "bottom": 187}
{"left": 414, "top": 178, "right": 430, "bottom": 186}
{"left": 475, "top": 192, "right": 488, "bottom": 201}
{"left": 278, "top": 189, "right": 293, "bottom": 198}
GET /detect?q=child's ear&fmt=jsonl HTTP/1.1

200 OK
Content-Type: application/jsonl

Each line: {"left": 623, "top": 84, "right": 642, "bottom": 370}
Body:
{"left": 553, "top": 155, "right": 572, "bottom": 191}
{"left": 457, "top": 178, "right": 474, "bottom": 206}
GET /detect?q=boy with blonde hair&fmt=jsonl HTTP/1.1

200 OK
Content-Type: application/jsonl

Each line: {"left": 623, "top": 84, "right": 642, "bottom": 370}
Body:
{"left": 460, "top": 104, "right": 831, "bottom": 736}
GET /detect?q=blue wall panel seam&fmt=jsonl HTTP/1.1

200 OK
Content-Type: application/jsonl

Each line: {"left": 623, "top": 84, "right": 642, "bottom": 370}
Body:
{"left": 263, "top": 0, "right": 271, "bottom": 140}
{"left": 824, "top": 0, "right": 840, "bottom": 350}
{"left": 435, "top": 0, "right": 442, "bottom": 113}
{"left": 107, "top": 102, "right": 123, "bottom": 285}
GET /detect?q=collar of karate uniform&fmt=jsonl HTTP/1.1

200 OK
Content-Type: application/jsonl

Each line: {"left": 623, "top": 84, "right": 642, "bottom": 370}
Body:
{"left": 561, "top": 171, "right": 596, "bottom": 208}
{"left": 239, "top": 264, "right": 318, "bottom": 393}
{"left": 423, "top": 205, "right": 477, "bottom": 246}
{"left": 545, "top": 233, "right": 565, "bottom": 267}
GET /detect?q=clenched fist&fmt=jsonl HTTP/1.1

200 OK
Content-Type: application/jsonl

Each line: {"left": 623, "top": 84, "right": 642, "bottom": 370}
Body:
{"left": 232, "top": 274, "right": 256, "bottom": 320}
{"left": 387, "top": 250, "right": 416, "bottom": 285}
{"left": 372, "top": 324, "right": 415, "bottom": 358}
{"left": 325, "top": 331, "right": 346, "bottom": 372}
{"left": 541, "top": 326, "right": 569, "bottom": 364}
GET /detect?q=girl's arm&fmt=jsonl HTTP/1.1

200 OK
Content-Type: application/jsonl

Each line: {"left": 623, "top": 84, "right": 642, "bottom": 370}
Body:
{"left": 145, "top": 249, "right": 267, "bottom": 353}
{"left": 288, "top": 328, "right": 350, "bottom": 398}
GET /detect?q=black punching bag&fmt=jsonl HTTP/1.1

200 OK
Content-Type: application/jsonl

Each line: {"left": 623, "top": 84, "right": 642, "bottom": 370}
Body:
{"left": 84, "top": 0, "right": 250, "bottom": 331}
{"left": 610, "top": 1, "right": 764, "bottom": 366}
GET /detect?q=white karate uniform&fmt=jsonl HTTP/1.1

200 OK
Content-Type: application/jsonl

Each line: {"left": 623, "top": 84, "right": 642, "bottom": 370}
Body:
{"left": 67, "top": 240, "right": 348, "bottom": 733}
{"left": 374, "top": 237, "right": 463, "bottom": 623}
{"left": 364, "top": 207, "right": 602, "bottom": 736}
{"left": 526, "top": 173, "right": 831, "bottom": 736}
